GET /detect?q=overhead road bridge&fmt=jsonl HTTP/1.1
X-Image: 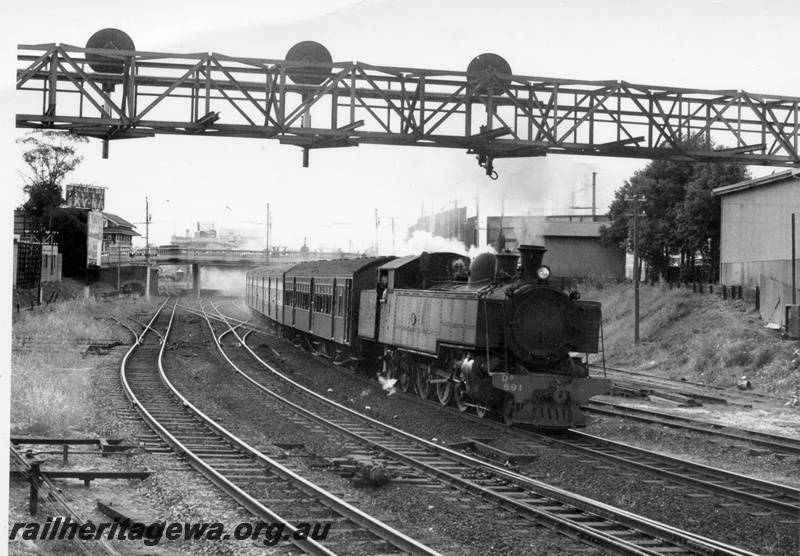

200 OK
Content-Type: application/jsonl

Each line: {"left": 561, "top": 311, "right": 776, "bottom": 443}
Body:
{"left": 15, "top": 32, "right": 800, "bottom": 178}
{"left": 99, "top": 245, "right": 364, "bottom": 297}
{"left": 101, "top": 246, "right": 363, "bottom": 268}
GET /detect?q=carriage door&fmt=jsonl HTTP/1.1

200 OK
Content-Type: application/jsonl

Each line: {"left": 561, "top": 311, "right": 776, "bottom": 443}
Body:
{"left": 291, "top": 277, "right": 296, "bottom": 326}
{"left": 344, "top": 279, "right": 352, "bottom": 343}
{"left": 308, "top": 278, "right": 315, "bottom": 333}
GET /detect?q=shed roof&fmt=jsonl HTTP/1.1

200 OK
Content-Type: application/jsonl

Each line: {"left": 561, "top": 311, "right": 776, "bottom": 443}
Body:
{"left": 712, "top": 168, "right": 800, "bottom": 197}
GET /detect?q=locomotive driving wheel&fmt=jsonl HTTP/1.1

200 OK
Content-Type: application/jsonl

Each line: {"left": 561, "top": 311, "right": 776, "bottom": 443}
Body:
{"left": 501, "top": 393, "right": 515, "bottom": 426}
{"left": 436, "top": 371, "right": 454, "bottom": 406}
{"left": 416, "top": 363, "right": 433, "bottom": 399}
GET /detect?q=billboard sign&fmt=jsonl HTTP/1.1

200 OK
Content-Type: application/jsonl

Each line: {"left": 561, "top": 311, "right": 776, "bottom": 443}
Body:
{"left": 87, "top": 210, "right": 104, "bottom": 266}
{"left": 66, "top": 184, "right": 106, "bottom": 211}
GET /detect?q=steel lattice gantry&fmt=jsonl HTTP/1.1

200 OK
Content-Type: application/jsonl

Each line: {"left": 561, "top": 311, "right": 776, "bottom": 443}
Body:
{"left": 16, "top": 43, "right": 800, "bottom": 174}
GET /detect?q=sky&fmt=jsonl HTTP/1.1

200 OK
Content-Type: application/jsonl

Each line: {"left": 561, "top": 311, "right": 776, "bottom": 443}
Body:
{"left": 3, "top": 0, "right": 798, "bottom": 257}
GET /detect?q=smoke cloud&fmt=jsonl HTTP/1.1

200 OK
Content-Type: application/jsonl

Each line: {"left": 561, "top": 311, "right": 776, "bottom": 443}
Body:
{"left": 199, "top": 267, "right": 248, "bottom": 295}
{"left": 392, "top": 230, "right": 496, "bottom": 259}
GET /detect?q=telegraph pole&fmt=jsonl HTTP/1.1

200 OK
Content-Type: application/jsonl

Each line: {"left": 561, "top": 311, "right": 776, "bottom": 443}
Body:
{"left": 265, "top": 203, "right": 270, "bottom": 264}
{"left": 374, "top": 209, "right": 380, "bottom": 255}
{"left": 144, "top": 196, "right": 151, "bottom": 302}
{"left": 625, "top": 195, "right": 646, "bottom": 345}
{"left": 390, "top": 217, "right": 396, "bottom": 256}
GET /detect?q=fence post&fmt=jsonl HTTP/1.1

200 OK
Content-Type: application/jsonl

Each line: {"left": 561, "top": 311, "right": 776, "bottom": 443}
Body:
{"left": 29, "top": 462, "right": 41, "bottom": 516}
{"left": 755, "top": 286, "right": 760, "bottom": 310}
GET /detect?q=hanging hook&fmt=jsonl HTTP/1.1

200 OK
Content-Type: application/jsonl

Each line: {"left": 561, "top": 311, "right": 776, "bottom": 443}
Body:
{"left": 476, "top": 153, "right": 498, "bottom": 179}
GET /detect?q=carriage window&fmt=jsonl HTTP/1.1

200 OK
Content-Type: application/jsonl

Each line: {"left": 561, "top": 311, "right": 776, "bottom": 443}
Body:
{"left": 313, "top": 285, "right": 333, "bottom": 314}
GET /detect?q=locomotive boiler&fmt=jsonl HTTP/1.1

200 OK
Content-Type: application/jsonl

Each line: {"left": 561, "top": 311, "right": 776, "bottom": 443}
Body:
{"left": 245, "top": 245, "right": 610, "bottom": 429}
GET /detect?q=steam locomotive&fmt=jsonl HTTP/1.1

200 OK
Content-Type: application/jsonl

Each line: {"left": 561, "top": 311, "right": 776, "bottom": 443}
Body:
{"left": 245, "top": 246, "right": 610, "bottom": 428}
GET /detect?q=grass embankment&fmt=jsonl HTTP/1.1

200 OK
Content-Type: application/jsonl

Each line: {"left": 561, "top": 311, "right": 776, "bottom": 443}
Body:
{"left": 581, "top": 281, "right": 799, "bottom": 396}
{"left": 10, "top": 297, "right": 162, "bottom": 436}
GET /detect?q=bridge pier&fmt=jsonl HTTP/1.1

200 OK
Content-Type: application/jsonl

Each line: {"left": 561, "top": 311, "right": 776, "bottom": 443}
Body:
{"left": 98, "top": 265, "right": 158, "bottom": 298}
{"left": 192, "top": 264, "right": 201, "bottom": 298}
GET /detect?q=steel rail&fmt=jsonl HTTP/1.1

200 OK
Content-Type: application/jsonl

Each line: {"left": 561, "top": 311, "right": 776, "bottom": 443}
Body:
{"left": 392, "top": 381, "right": 800, "bottom": 517}
{"left": 586, "top": 401, "right": 800, "bottom": 456}
{"left": 120, "top": 299, "right": 338, "bottom": 556}
{"left": 9, "top": 447, "right": 122, "bottom": 556}
{"left": 211, "top": 303, "right": 759, "bottom": 556}
{"left": 588, "top": 363, "right": 785, "bottom": 403}
{"left": 199, "top": 302, "right": 443, "bottom": 556}
{"left": 563, "top": 430, "right": 800, "bottom": 516}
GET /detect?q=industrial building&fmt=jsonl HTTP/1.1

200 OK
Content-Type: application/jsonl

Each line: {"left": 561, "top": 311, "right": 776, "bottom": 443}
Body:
{"left": 486, "top": 215, "right": 625, "bottom": 280}
{"left": 713, "top": 169, "right": 800, "bottom": 325}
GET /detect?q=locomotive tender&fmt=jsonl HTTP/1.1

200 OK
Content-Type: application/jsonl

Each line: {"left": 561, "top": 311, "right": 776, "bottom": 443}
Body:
{"left": 245, "top": 245, "right": 610, "bottom": 428}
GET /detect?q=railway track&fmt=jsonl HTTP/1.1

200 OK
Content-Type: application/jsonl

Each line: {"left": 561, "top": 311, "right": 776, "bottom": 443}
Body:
{"left": 589, "top": 363, "right": 786, "bottom": 405}
{"left": 200, "top": 299, "right": 763, "bottom": 556}
{"left": 584, "top": 400, "right": 800, "bottom": 457}
{"left": 9, "top": 447, "right": 122, "bottom": 556}
{"left": 397, "top": 389, "right": 800, "bottom": 519}
{"left": 121, "top": 296, "right": 441, "bottom": 556}
{"left": 209, "top": 300, "right": 800, "bottom": 519}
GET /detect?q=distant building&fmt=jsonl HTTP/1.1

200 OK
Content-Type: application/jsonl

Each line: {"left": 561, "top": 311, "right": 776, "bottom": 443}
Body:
{"left": 407, "top": 206, "right": 478, "bottom": 249}
{"left": 102, "top": 212, "right": 140, "bottom": 251}
{"left": 713, "top": 169, "right": 800, "bottom": 325}
{"left": 169, "top": 225, "right": 238, "bottom": 249}
{"left": 486, "top": 215, "right": 625, "bottom": 279}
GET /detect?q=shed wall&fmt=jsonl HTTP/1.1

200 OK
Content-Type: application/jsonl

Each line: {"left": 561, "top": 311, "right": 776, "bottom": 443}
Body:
{"left": 543, "top": 236, "right": 625, "bottom": 279}
{"left": 720, "top": 180, "right": 800, "bottom": 267}
{"left": 718, "top": 177, "right": 800, "bottom": 325}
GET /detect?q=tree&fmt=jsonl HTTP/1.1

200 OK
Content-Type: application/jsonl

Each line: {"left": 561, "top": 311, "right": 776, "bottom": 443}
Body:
{"left": 17, "top": 130, "right": 88, "bottom": 228}
{"left": 600, "top": 141, "right": 750, "bottom": 282}
{"left": 17, "top": 131, "right": 91, "bottom": 278}
{"left": 675, "top": 162, "right": 749, "bottom": 281}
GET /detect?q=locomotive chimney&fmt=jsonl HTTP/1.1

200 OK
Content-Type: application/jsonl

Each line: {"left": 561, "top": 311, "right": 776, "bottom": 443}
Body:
{"left": 494, "top": 253, "right": 518, "bottom": 280}
{"left": 518, "top": 245, "right": 547, "bottom": 281}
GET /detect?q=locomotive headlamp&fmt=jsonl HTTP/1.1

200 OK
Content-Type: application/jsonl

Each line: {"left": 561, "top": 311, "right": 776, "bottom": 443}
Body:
{"left": 536, "top": 266, "right": 551, "bottom": 280}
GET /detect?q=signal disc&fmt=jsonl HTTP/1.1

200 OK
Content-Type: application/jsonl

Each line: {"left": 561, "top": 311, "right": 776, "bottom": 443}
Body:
{"left": 285, "top": 41, "right": 333, "bottom": 85}
{"left": 467, "top": 53, "right": 512, "bottom": 94}
{"left": 85, "top": 28, "right": 135, "bottom": 73}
